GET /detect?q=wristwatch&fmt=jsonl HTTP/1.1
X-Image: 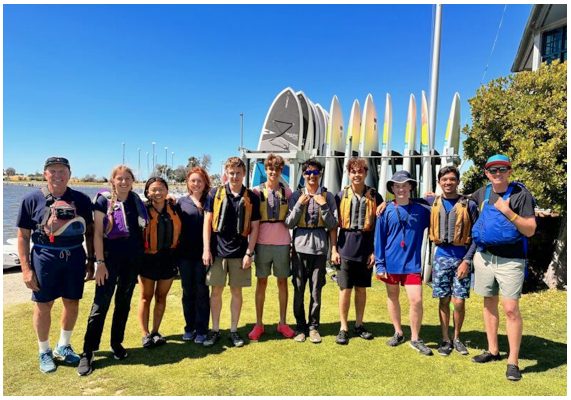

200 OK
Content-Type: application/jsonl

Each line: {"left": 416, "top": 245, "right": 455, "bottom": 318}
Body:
{"left": 95, "top": 259, "right": 106, "bottom": 266}
{"left": 245, "top": 250, "right": 255, "bottom": 258}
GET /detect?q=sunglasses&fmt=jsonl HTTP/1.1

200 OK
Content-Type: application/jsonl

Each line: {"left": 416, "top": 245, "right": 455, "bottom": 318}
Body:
{"left": 487, "top": 166, "right": 510, "bottom": 174}
{"left": 304, "top": 170, "right": 320, "bottom": 176}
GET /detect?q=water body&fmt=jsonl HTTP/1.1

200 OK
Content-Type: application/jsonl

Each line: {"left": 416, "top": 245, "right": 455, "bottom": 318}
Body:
{"left": 3, "top": 183, "right": 124, "bottom": 243}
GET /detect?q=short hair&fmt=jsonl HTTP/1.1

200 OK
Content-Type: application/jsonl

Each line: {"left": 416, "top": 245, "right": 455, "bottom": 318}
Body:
{"left": 438, "top": 166, "right": 460, "bottom": 181}
{"left": 264, "top": 154, "right": 285, "bottom": 170}
{"left": 301, "top": 158, "right": 323, "bottom": 172}
{"left": 144, "top": 176, "right": 169, "bottom": 200}
{"left": 224, "top": 156, "right": 246, "bottom": 172}
{"left": 345, "top": 157, "right": 368, "bottom": 173}
{"left": 186, "top": 166, "right": 212, "bottom": 200}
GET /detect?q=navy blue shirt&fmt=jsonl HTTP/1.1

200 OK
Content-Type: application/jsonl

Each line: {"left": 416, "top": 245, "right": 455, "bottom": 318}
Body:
{"left": 204, "top": 185, "right": 261, "bottom": 259}
{"left": 177, "top": 195, "right": 205, "bottom": 260}
{"left": 335, "top": 189, "right": 383, "bottom": 263}
{"left": 17, "top": 187, "right": 93, "bottom": 247}
{"left": 94, "top": 191, "right": 144, "bottom": 255}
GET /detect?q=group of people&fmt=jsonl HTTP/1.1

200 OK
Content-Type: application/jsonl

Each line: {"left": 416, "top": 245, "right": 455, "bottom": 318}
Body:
{"left": 17, "top": 152, "right": 536, "bottom": 382}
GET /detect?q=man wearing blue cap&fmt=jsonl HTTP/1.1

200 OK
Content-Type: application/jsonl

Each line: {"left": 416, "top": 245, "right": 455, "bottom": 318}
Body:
{"left": 17, "top": 157, "right": 95, "bottom": 373}
{"left": 470, "top": 154, "right": 536, "bottom": 381}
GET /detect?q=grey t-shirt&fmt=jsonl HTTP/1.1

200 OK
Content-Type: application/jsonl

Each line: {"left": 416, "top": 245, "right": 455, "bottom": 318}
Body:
{"left": 285, "top": 187, "right": 338, "bottom": 255}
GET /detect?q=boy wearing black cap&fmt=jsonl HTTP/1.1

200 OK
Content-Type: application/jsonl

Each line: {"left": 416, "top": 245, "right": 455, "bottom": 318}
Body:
{"left": 374, "top": 170, "right": 433, "bottom": 356}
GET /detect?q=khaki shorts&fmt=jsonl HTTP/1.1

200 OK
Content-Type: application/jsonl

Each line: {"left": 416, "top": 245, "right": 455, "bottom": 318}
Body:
{"left": 206, "top": 257, "right": 251, "bottom": 288}
{"left": 254, "top": 244, "right": 291, "bottom": 278}
{"left": 473, "top": 251, "right": 525, "bottom": 299}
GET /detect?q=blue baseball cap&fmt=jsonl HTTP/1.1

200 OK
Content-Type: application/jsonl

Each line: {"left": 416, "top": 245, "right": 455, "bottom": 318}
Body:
{"left": 485, "top": 154, "right": 511, "bottom": 169}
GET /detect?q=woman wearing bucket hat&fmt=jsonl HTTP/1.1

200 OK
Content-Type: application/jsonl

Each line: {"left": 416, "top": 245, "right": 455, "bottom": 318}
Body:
{"left": 374, "top": 170, "right": 434, "bottom": 356}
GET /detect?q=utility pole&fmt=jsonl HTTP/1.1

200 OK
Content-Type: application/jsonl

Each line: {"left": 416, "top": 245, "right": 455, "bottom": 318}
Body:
{"left": 122, "top": 142, "right": 125, "bottom": 164}
{"left": 152, "top": 142, "right": 156, "bottom": 175}
{"left": 240, "top": 112, "right": 244, "bottom": 150}
{"left": 137, "top": 148, "right": 141, "bottom": 182}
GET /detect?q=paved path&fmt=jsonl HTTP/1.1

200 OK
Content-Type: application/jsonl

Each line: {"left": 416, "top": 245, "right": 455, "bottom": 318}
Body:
{"left": 3, "top": 269, "right": 32, "bottom": 306}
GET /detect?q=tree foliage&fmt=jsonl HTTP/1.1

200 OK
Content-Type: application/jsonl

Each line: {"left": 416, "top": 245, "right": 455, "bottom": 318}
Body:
{"left": 5, "top": 167, "right": 16, "bottom": 176}
{"left": 462, "top": 61, "right": 567, "bottom": 213}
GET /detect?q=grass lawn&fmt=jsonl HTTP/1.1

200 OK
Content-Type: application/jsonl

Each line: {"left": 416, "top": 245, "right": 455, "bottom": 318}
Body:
{"left": 3, "top": 274, "right": 567, "bottom": 396}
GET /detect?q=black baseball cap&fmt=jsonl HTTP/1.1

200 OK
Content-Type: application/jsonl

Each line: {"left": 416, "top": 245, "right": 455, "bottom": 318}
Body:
{"left": 386, "top": 170, "right": 417, "bottom": 194}
{"left": 44, "top": 156, "right": 70, "bottom": 170}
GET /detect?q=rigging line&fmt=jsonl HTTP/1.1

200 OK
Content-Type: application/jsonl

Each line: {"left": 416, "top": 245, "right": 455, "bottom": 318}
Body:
{"left": 480, "top": 4, "right": 508, "bottom": 85}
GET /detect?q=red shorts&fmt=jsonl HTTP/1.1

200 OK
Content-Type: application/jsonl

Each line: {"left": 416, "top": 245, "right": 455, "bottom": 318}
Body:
{"left": 378, "top": 273, "right": 422, "bottom": 286}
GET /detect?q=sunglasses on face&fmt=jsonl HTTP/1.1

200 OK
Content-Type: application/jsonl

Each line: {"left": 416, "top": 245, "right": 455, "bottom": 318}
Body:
{"left": 487, "top": 166, "right": 510, "bottom": 174}
{"left": 304, "top": 170, "right": 320, "bottom": 176}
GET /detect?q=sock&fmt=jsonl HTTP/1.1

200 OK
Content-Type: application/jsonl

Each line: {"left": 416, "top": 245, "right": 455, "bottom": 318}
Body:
{"left": 57, "top": 329, "right": 73, "bottom": 348}
{"left": 38, "top": 340, "right": 50, "bottom": 353}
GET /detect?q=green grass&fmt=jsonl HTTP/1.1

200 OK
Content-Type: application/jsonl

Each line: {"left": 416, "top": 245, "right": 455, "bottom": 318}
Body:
{"left": 3, "top": 275, "right": 567, "bottom": 396}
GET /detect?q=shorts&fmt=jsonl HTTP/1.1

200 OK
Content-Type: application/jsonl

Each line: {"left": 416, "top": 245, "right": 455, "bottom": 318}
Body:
{"left": 254, "top": 244, "right": 291, "bottom": 278}
{"left": 336, "top": 259, "right": 373, "bottom": 289}
{"left": 31, "top": 244, "right": 86, "bottom": 302}
{"left": 473, "top": 251, "right": 525, "bottom": 299}
{"left": 206, "top": 257, "right": 251, "bottom": 288}
{"left": 140, "top": 251, "right": 178, "bottom": 281}
{"left": 379, "top": 273, "right": 422, "bottom": 286}
{"left": 432, "top": 256, "right": 471, "bottom": 299}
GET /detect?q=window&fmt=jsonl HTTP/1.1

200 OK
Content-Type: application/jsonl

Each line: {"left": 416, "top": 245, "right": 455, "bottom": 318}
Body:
{"left": 542, "top": 26, "right": 567, "bottom": 64}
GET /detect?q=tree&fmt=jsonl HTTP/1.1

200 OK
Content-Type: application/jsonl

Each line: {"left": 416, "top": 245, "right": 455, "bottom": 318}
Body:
{"left": 463, "top": 60, "right": 566, "bottom": 213}
{"left": 5, "top": 167, "right": 16, "bottom": 176}
{"left": 172, "top": 166, "right": 188, "bottom": 183}
{"left": 187, "top": 154, "right": 211, "bottom": 171}
{"left": 463, "top": 61, "right": 567, "bottom": 290}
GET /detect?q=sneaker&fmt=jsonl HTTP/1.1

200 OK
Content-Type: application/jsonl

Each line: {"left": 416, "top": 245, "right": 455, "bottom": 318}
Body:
{"left": 293, "top": 332, "right": 306, "bottom": 342}
{"left": 182, "top": 330, "right": 196, "bottom": 341}
{"left": 229, "top": 331, "right": 245, "bottom": 347}
{"left": 309, "top": 329, "right": 322, "bottom": 344}
{"left": 354, "top": 325, "right": 374, "bottom": 340}
{"left": 203, "top": 330, "right": 221, "bottom": 347}
{"left": 248, "top": 324, "right": 265, "bottom": 341}
{"left": 151, "top": 332, "right": 167, "bottom": 346}
{"left": 110, "top": 343, "right": 128, "bottom": 360}
{"left": 142, "top": 334, "right": 154, "bottom": 349}
{"left": 453, "top": 338, "right": 469, "bottom": 355}
{"left": 277, "top": 323, "right": 296, "bottom": 339}
{"left": 409, "top": 339, "right": 434, "bottom": 356}
{"left": 472, "top": 350, "right": 501, "bottom": 363}
{"left": 437, "top": 340, "right": 453, "bottom": 356}
{"left": 77, "top": 352, "right": 93, "bottom": 376}
{"left": 386, "top": 332, "right": 405, "bottom": 347}
{"left": 39, "top": 349, "right": 57, "bottom": 373}
{"left": 194, "top": 333, "right": 207, "bottom": 344}
{"left": 53, "top": 344, "right": 81, "bottom": 364}
{"left": 335, "top": 330, "right": 349, "bottom": 345}
{"left": 506, "top": 364, "right": 522, "bottom": 381}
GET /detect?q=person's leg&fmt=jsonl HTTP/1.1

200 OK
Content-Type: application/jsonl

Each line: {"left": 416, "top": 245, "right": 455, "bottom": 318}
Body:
{"left": 483, "top": 296, "right": 500, "bottom": 355}
{"left": 308, "top": 255, "right": 326, "bottom": 330}
{"left": 502, "top": 298, "right": 522, "bottom": 365}
{"left": 110, "top": 257, "right": 138, "bottom": 347}
{"left": 451, "top": 297, "right": 466, "bottom": 340}
{"left": 292, "top": 252, "right": 308, "bottom": 333}
{"left": 138, "top": 277, "right": 156, "bottom": 336}
{"left": 277, "top": 277, "right": 289, "bottom": 325}
{"left": 338, "top": 288, "right": 352, "bottom": 331}
{"left": 230, "top": 286, "right": 243, "bottom": 332}
{"left": 254, "top": 277, "right": 268, "bottom": 326}
{"left": 385, "top": 283, "right": 402, "bottom": 335}
{"left": 193, "top": 259, "right": 211, "bottom": 335}
{"left": 439, "top": 297, "right": 451, "bottom": 342}
{"left": 210, "top": 286, "right": 224, "bottom": 332}
{"left": 151, "top": 278, "right": 174, "bottom": 333}
{"left": 404, "top": 283, "right": 423, "bottom": 341}
{"left": 178, "top": 258, "right": 195, "bottom": 334}
{"left": 354, "top": 286, "right": 367, "bottom": 327}
{"left": 34, "top": 301, "right": 55, "bottom": 344}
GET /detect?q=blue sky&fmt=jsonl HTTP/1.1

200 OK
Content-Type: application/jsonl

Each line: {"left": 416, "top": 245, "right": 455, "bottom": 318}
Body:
{"left": 3, "top": 4, "right": 532, "bottom": 180}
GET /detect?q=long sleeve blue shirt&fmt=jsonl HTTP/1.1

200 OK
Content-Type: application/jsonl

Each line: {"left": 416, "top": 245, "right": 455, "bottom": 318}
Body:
{"left": 374, "top": 201, "right": 430, "bottom": 275}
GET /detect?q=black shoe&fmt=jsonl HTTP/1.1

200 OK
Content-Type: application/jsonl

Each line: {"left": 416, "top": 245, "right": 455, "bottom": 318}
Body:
{"left": 506, "top": 364, "right": 522, "bottom": 381}
{"left": 229, "top": 331, "right": 245, "bottom": 347}
{"left": 77, "top": 352, "right": 94, "bottom": 376}
{"left": 387, "top": 332, "right": 405, "bottom": 347}
{"left": 409, "top": 339, "right": 434, "bottom": 356}
{"left": 336, "top": 330, "right": 349, "bottom": 345}
{"left": 453, "top": 338, "right": 469, "bottom": 355}
{"left": 203, "top": 330, "right": 221, "bottom": 347}
{"left": 142, "top": 334, "right": 154, "bottom": 349}
{"left": 151, "top": 332, "right": 167, "bottom": 346}
{"left": 354, "top": 325, "right": 373, "bottom": 340}
{"left": 437, "top": 340, "right": 453, "bottom": 356}
{"left": 110, "top": 343, "right": 128, "bottom": 360}
{"left": 472, "top": 350, "right": 501, "bottom": 363}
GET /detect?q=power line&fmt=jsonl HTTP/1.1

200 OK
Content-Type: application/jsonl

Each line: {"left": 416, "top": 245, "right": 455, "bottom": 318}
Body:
{"left": 480, "top": 4, "right": 508, "bottom": 85}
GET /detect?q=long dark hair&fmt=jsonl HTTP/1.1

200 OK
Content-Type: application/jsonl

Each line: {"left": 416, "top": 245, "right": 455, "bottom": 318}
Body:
{"left": 144, "top": 176, "right": 169, "bottom": 205}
